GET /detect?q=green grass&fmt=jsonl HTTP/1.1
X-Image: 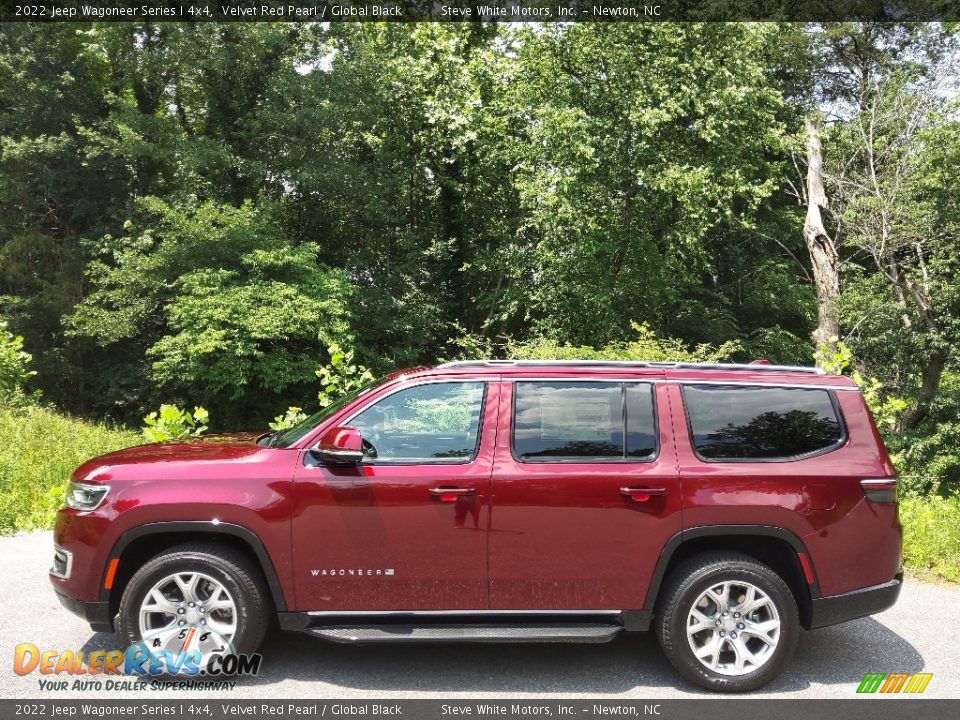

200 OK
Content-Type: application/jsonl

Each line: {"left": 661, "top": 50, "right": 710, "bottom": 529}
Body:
{"left": 1, "top": 406, "right": 959, "bottom": 587}
{"left": 0, "top": 404, "right": 140, "bottom": 533}
{"left": 899, "top": 494, "right": 960, "bottom": 584}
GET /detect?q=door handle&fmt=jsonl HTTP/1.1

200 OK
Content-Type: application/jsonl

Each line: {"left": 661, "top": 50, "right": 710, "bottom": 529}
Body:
{"left": 620, "top": 486, "right": 667, "bottom": 502}
{"left": 428, "top": 487, "right": 476, "bottom": 503}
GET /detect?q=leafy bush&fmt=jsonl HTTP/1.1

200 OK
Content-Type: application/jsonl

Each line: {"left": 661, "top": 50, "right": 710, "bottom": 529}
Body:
{"left": 899, "top": 494, "right": 960, "bottom": 583}
{"left": 0, "top": 405, "right": 139, "bottom": 533}
{"left": 815, "top": 339, "right": 907, "bottom": 435}
{"left": 891, "top": 373, "right": 960, "bottom": 497}
{"left": 269, "top": 406, "right": 308, "bottom": 431}
{"left": 506, "top": 322, "right": 741, "bottom": 363}
{"left": 69, "top": 198, "right": 353, "bottom": 424}
{"left": 317, "top": 344, "right": 375, "bottom": 407}
{"left": 743, "top": 326, "right": 813, "bottom": 367}
{"left": 142, "top": 404, "right": 209, "bottom": 442}
{"left": 0, "top": 320, "right": 36, "bottom": 402}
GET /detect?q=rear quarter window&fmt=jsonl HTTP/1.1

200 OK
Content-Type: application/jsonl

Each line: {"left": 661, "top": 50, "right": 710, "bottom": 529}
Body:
{"left": 682, "top": 385, "right": 845, "bottom": 461}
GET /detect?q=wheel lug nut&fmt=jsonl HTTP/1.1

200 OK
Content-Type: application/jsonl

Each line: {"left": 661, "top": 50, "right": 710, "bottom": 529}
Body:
{"left": 189, "top": 602, "right": 195, "bottom": 607}
{"left": 734, "top": 612, "right": 740, "bottom": 618}
{"left": 719, "top": 630, "right": 724, "bottom": 636}
{"left": 737, "top": 623, "right": 744, "bottom": 629}
{"left": 178, "top": 620, "right": 186, "bottom": 626}
{"left": 201, "top": 619, "right": 206, "bottom": 625}
{"left": 723, "top": 611, "right": 728, "bottom": 616}
{"left": 177, "top": 608, "right": 185, "bottom": 614}
{"left": 731, "top": 632, "right": 737, "bottom": 638}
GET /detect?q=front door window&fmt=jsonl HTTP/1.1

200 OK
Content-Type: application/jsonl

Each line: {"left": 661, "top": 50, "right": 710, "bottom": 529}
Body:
{"left": 350, "top": 382, "right": 486, "bottom": 462}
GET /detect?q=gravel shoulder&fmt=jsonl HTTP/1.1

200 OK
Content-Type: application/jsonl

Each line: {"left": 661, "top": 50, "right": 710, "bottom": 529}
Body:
{"left": 2, "top": 531, "right": 957, "bottom": 699}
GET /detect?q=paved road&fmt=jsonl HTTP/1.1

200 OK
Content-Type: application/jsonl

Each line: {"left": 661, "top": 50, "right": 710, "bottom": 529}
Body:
{"left": 1, "top": 531, "right": 957, "bottom": 699}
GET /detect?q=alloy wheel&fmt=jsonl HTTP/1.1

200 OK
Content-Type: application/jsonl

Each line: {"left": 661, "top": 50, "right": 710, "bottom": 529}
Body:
{"left": 685, "top": 580, "right": 781, "bottom": 676}
{"left": 138, "top": 571, "right": 237, "bottom": 656}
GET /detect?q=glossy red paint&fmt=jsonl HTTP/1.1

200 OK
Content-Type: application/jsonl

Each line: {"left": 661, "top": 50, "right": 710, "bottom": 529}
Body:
{"left": 673, "top": 383, "right": 900, "bottom": 596}
{"left": 52, "top": 433, "right": 298, "bottom": 608}
{"left": 488, "top": 376, "right": 681, "bottom": 610}
{"left": 51, "top": 361, "right": 902, "bottom": 625}
{"left": 317, "top": 426, "right": 363, "bottom": 454}
{"left": 290, "top": 380, "right": 501, "bottom": 610}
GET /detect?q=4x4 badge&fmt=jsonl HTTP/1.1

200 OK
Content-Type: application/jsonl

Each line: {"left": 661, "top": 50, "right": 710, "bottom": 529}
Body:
{"left": 311, "top": 568, "right": 395, "bottom": 577}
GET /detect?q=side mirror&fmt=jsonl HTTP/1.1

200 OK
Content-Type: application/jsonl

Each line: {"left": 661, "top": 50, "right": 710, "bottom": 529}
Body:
{"left": 313, "top": 426, "right": 364, "bottom": 465}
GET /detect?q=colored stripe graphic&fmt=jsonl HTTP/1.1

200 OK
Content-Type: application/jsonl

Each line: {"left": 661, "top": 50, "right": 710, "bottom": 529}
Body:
{"left": 857, "top": 672, "right": 932, "bottom": 694}
{"left": 881, "top": 672, "right": 910, "bottom": 693}
{"left": 857, "top": 673, "right": 886, "bottom": 693}
{"left": 904, "top": 673, "right": 933, "bottom": 694}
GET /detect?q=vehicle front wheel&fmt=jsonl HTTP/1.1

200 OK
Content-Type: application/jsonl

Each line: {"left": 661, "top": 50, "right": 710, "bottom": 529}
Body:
{"left": 117, "top": 542, "right": 269, "bottom": 663}
{"left": 655, "top": 551, "right": 799, "bottom": 692}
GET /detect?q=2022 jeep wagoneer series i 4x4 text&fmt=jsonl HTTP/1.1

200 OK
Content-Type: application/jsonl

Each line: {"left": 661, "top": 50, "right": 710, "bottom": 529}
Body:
{"left": 51, "top": 360, "right": 902, "bottom": 691}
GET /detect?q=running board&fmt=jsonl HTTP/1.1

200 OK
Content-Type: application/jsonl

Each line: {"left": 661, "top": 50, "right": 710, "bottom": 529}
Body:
{"left": 305, "top": 623, "right": 623, "bottom": 644}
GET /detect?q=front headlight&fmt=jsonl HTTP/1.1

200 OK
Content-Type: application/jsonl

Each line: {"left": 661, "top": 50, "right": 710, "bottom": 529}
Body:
{"left": 65, "top": 481, "right": 110, "bottom": 511}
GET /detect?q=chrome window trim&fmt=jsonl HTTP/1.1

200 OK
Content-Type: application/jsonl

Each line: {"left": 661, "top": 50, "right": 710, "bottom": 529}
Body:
{"left": 437, "top": 359, "right": 824, "bottom": 375}
{"left": 497, "top": 378, "right": 855, "bottom": 391}
{"left": 333, "top": 378, "right": 489, "bottom": 466}
{"left": 680, "top": 383, "right": 849, "bottom": 463}
{"left": 510, "top": 379, "right": 659, "bottom": 464}
{"left": 668, "top": 379, "right": 857, "bottom": 391}
{"left": 506, "top": 376, "right": 665, "bottom": 383}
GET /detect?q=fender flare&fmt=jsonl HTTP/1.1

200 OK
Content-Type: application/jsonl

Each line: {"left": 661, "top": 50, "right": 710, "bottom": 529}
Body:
{"left": 641, "top": 524, "right": 819, "bottom": 611}
{"left": 101, "top": 521, "right": 288, "bottom": 611}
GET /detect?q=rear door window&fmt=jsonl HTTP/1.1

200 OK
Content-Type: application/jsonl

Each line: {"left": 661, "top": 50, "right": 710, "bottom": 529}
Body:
{"left": 513, "top": 381, "right": 657, "bottom": 461}
{"left": 682, "top": 385, "right": 844, "bottom": 461}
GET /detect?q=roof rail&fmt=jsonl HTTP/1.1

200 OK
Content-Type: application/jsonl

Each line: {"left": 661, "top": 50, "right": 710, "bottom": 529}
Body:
{"left": 434, "top": 359, "right": 824, "bottom": 374}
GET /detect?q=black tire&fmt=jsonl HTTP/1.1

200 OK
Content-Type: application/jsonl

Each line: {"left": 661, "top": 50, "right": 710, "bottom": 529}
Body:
{"left": 117, "top": 542, "right": 270, "bottom": 657}
{"left": 655, "top": 551, "right": 799, "bottom": 693}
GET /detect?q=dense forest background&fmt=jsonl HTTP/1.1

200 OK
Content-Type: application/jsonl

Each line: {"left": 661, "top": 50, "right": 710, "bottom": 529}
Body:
{"left": 1, "top": 22, "right": 959, "bottom": 497}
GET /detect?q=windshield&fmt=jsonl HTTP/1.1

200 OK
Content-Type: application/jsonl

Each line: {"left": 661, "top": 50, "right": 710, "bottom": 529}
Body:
{"left": 267, "top": 379, "right": 382, "bottom": 448}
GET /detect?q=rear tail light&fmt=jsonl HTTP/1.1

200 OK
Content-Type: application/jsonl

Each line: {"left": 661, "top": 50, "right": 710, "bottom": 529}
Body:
{"left": 861, "top": 479, "right": 898, "bottom": 503}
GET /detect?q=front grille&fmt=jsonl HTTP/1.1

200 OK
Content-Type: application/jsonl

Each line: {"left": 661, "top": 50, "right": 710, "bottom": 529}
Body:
{"left": 50, "top": 546, "right": 72, "bottom": 579}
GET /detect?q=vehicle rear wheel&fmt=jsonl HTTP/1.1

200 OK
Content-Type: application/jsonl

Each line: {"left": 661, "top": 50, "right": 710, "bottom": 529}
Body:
{"left": 655, "top": 551, "right": 799, "bottom": 692}
{"left": 117, "top": 542, "right": 269, "bottom": 663}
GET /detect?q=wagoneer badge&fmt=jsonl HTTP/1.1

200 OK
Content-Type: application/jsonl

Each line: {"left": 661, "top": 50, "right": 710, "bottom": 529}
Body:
{"left": 311, "top": 568, "right": 395, "bottom": 577}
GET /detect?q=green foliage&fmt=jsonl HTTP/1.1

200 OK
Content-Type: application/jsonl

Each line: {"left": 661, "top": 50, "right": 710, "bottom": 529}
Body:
{"left": 142, "top": 404, "right": 209, "bottom": 442}
{"left": 68, "top": 198, "right": 353, "bottom": 424}
{"left": 0, "top": 22, "right": 957, "bottom": 475}
{"left": 0, "top": 24, "right": 822, "bottom": 424}
{"left": 486, "top": 24, "right": 800, "bottom": 347}
{"left": 269, "top": 406, "right": 308, "bottom": 431}
{"left": 0, "top": 320, "right": 35, "bottom": 401}
{"left": 815, "top": 339, "right": 907, "bottom": 434}
{"left": 899, "top": 494, "right": 960, "bottom": 583}
{"left": 0, "top": 404, "right": 139, "bottom": 533}
{"left": 507, "top": 322, "right": 741, "bottom": 363}
{"left": 316, "top": 344, "right": 375, "bottom": 408}
{"left": 891, "top": 373, "right": 960, "bottom": 497}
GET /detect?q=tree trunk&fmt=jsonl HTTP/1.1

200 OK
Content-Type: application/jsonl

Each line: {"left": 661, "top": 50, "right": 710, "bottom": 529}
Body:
{"left": 803, "top": 118, "right": 841, "bottom": 353}
{"left": 894, "top": 266, "right": 948, "bottom": 431}
{"left": 901, "top": 348, "right": 948, "bottom": 431}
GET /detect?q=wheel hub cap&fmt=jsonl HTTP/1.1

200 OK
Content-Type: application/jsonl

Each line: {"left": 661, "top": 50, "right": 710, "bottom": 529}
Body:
{"left": 686, "top": 580, "right": 781, "bottom": 677}
{"left": 138, "top": 572, "right": 237, "bottom": 657}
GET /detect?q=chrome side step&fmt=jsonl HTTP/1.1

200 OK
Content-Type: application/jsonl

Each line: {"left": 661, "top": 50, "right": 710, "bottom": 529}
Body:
{"left": 305, "top": 622, "right": 623, "bottom": 644}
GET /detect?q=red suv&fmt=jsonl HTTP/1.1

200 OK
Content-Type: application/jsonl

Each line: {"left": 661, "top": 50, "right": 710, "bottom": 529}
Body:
{"left": 51, "top": 360, "right": 902, "bottom": 691}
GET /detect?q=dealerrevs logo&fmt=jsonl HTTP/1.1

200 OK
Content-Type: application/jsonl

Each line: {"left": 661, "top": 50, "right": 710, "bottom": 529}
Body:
{"left": 857, "top": 672, "right": 933, "bottom": 694}
{"left": 14, "top": 641, "right": 262, "bottom": 688}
